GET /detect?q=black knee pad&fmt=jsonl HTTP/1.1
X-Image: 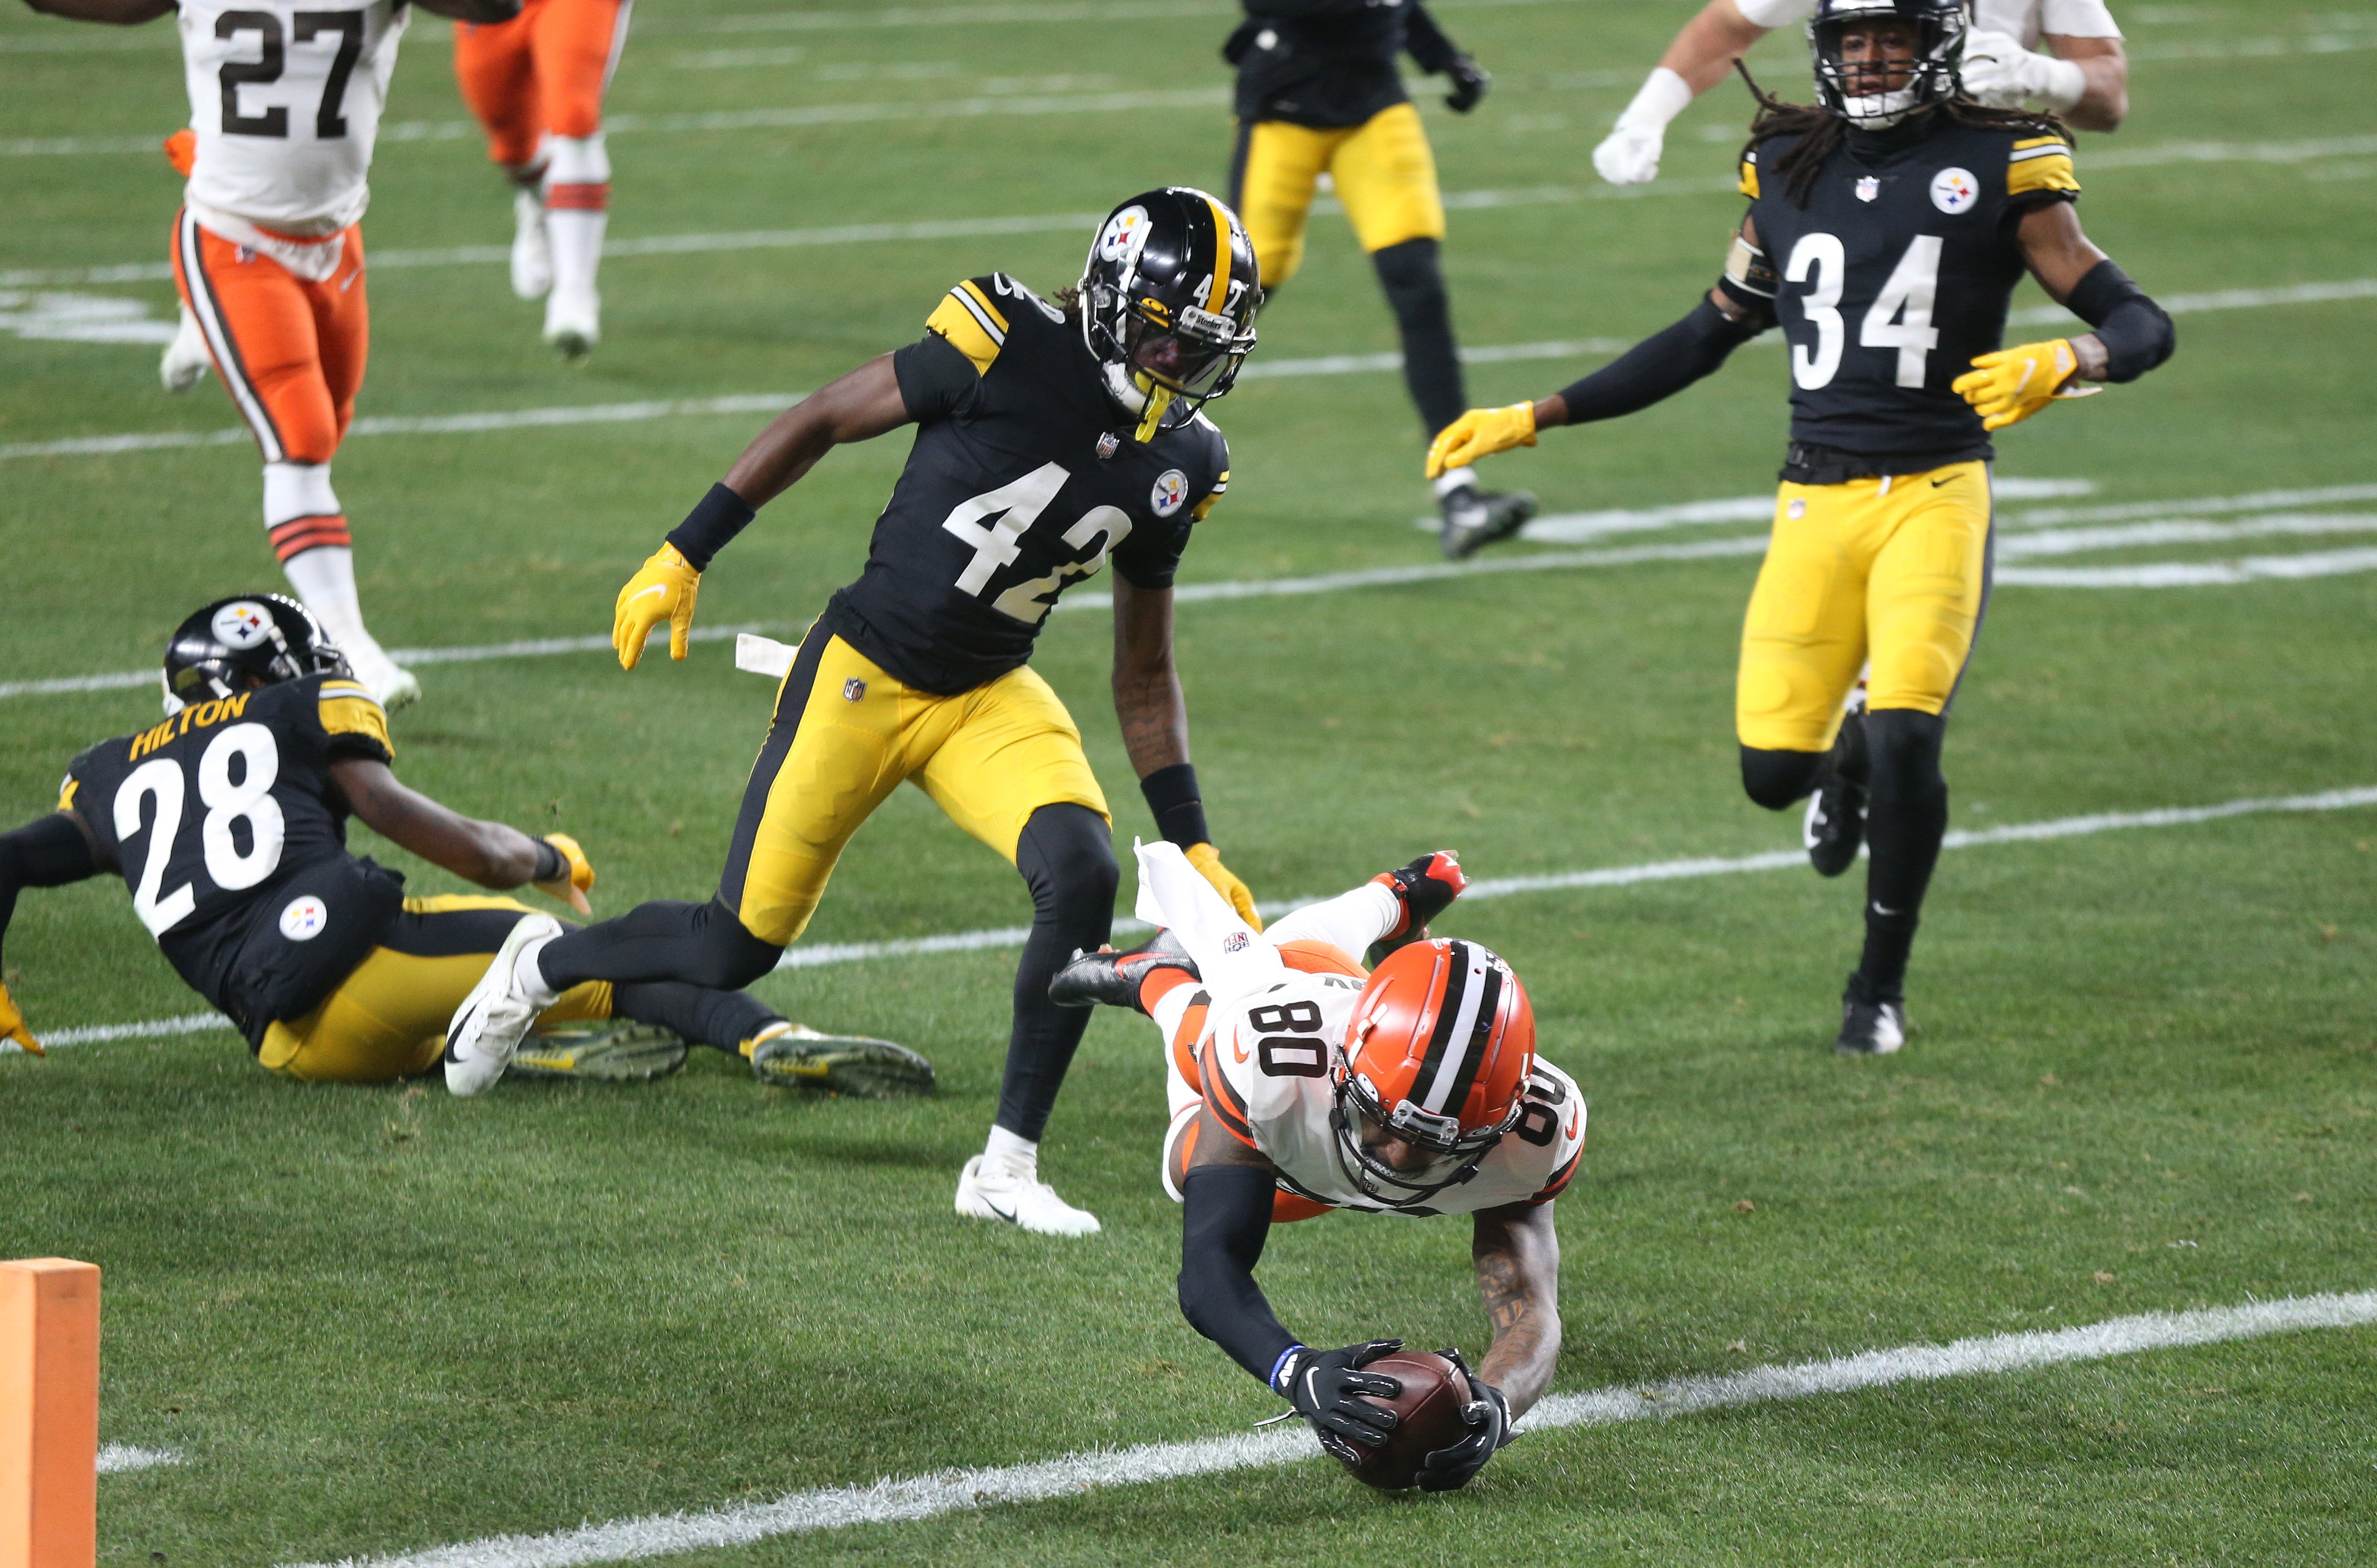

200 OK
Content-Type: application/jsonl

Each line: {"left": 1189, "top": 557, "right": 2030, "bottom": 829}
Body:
{"left": 1740, "top": 746, "right": 1826, "bottom": 811}
{"left": 683, "top": 897, "right": 786, "bottom": 991}
{"left": 1864, "top": 709, "right": 1947, "bottom": 797}
{"left": 1372, "top": 238, "right": 1449, "bottom": 325}
{"left": 1016, "top": 803, "right": 1119, "bottom": 927}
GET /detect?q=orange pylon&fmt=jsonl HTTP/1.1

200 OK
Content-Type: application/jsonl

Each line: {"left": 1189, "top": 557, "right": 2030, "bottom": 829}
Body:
{"left": 1, "top": 1260, "right": 98, "bottom": 1568}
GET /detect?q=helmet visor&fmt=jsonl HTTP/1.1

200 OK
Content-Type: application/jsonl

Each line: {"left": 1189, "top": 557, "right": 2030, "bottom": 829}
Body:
{"left": 1122, "top": 308, "right": 1250, "bottom": 400}
{"left": 1820, "top": 16, "right": 1924, "bottom": 98}
{"left": 1334, "top": 1087, "right": 1497, "bottom": 1204}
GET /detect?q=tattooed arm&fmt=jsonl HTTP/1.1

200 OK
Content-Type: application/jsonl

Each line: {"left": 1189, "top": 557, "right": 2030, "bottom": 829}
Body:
{"left": 1111, "top": 579, "right": 1189, "bottom": 777}
{"left": 1470, "top": 1200, "right": 1562, "bottom": 1415}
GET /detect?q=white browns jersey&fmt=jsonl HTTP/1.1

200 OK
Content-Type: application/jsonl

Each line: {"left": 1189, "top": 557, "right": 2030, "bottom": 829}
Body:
{"left": 1196, "top": 970, "right": 1587, "bottom": 1217}
{"left": 179, "top": 0, "right": 409, "bottom": 235}
{"left": 1736, "top": 0, "right": 2121, "bottom": 50}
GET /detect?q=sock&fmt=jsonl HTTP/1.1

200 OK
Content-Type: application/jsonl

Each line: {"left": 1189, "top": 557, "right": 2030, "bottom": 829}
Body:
{"left": 1148, "top": 977, "right": 1200, "bottom": 1044}
{"left": 1853, "top": 708, "right": 1950, "bottom": 1002}
{"left": 278, "top": 538, "right": 397, "bottom": 669}
{"left": 515, "top": 935, "right": 561, "bottom": 1008}
{"left": 1137, "top": 965, "right": 1199, "bottom": 1015}
{"left": 543, "top": 133, "right": 608, "bottom": 303}
{"left": 983, "top": 1124, "right": 1037, "bottom": 1172}
{"left": 1434, "top": 466, "right": 1479, "bottom": 499}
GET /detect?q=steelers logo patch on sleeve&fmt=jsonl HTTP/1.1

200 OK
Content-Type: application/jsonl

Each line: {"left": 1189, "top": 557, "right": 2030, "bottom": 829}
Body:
{"left": 1931, "top": 167, "right": 1980, "bottom": 215}
{"left": 1151, "top": 470, "right": 1190, "bottom": 517}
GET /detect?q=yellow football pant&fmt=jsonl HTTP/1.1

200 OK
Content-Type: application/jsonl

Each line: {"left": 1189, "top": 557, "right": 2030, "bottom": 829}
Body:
{"left": 1230, "top": 102, "right": 1446, "bottom": 289}
{"left": 258, "top": 895, "right": 613, "bottom": 1082}
{"left": 1736, "top": 462, "right": 1993, "bottom": 753}
{"left": 720, "top": 630, "right": 1111, "bottom": 948}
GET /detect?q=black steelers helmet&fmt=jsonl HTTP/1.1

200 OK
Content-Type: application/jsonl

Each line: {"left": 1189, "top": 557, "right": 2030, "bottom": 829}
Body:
{"left": 1079, "top": 187, "right": 1260, "bottom": 442}
{"left": 1810, "top": 0, "right": 1966, "bottom": 129}
{"left": 160, "top": 594, "right": 352, "bottom": 715}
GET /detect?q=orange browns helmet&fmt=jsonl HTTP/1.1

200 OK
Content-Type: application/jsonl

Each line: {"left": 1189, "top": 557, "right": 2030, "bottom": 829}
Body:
{"left": 1332, "top": 938, "right": 1535, "bottom": 1206}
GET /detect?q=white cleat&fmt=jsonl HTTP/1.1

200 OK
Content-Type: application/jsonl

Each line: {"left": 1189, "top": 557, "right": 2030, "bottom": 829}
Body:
{"left": 444, "top": 913, "right": 563, "bottom": 1096}
{"left": 344, "top": 645, "right": 422, "bottom": 711}
{"left": 543, "top": 287, "right": 599, "bottom": 359}
{"left": 956, "top": 1154, "right": 1102, "bottom": 1237}
{"left": 510, "top": 189, "right": 553, "bottom": 301}
{"left": 160, "top": 304, "right": 210, "bottom": 393}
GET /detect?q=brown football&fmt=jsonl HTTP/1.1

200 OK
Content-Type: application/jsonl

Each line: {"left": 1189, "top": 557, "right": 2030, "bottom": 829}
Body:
{"left": 1329, "top": 1350, "right": 1472, "bottom": 1491}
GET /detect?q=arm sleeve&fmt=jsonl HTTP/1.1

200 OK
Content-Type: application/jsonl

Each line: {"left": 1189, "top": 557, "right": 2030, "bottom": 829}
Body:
{"left": 1179, "top": 1163, "right": 1299, "bottom": 1384}
{"left": 0, "top": 814, "right": 102, "bottom": 976}
{"left": 1402, "top": 2, "right": 1460, "bottom": 73}
{"left": 2039, "top": 0, "right": 2123, "bottom": 39}
{"left": 892, "top": 332, "right": 980, "bottom": 425}
{"left": 2064, "top": 258, "right": 2175, "bottom": 383}
{"left": 1554, "top": 296, "right": 1766, "bottom": 425}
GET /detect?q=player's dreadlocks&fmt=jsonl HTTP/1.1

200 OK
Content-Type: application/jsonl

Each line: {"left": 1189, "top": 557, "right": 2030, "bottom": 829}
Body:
{"left": 1733, "top": 59, "right": 2067, "bottom": 208}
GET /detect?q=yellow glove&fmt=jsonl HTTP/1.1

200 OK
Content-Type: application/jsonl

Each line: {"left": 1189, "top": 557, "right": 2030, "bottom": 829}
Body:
{"left": 1184, "top": 842, "right": 1262, "bottom": 932}
{"left": 1952, "top": 338, "right": 2085, "bottom": 432}
{"left": 535, "top": 832, "right": 595, "bottom": 915}
{"left": 1, "top": 982, "right": 44, "bottom": 1057}
{"left": 1425, "top": 402, "right": 1536, "bottom": 480}
{"left": 613, "top": 543, "right": 702, "bottom": 670}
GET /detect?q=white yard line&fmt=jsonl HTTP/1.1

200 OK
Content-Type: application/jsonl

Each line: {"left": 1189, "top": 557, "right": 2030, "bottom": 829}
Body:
{"left": 270, "top": 1289, "right": 2377, "bottom": 1568}
{"left": 20, "top": 784, "right": 2374, "bottom": 1053}
{"left": 1999, "top": 545, "right": 2377, "bottom": 588}
{"left": 97, "top": 1445, "right": 183, "bottom": 1475}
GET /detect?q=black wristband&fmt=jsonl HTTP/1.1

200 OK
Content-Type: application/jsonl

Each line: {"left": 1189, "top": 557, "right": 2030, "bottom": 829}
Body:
{"left": 1139, "top": 762, "right": 1211, "bottom": 849}
{"left": 663, "top": 482, "right": 757, "bottom": 573}
{"left": 2063, "top": 259, "right": 2174, "bottom": 385}
{"left": 531, "top": 839, "right": 565, "bottom": 884}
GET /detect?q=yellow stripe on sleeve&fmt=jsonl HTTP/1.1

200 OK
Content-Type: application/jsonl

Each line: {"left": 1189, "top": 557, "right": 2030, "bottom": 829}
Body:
{"left": 2008, "top": 135, "right": 2079, "bottom": 197}
{"left": 1738, "top": 152, "right": 1760, "bottom": 199}
{"left": 319, "top": 691, "right": 394, "bottom": 758}
{"left": 925, "top": 285, "right": 1005, "bottom": 377}
{"left": 56, "top": 776, "right": 79, "bottom": 813}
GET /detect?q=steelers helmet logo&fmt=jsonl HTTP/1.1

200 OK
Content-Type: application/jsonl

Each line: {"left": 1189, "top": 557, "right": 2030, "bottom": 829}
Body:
{"left": 1098, "top": 205, "right": 1151, "bottom": 266}
{"left": 1930, "top": 167, "right": 1979, "bottom": 215}
{"left": 1151, "top": 469, "right": 1189, "bottom": 517}
{"left": 211, "top": 600, "right": 273, "bottom": 649}
{"left": 279, "top": 895, "right": 328, "bottom": 942}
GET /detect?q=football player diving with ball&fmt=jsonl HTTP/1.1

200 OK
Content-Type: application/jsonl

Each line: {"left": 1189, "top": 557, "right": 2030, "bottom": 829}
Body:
{"left": 1425, "top": 0, "right": 2175, "bottom": 1055}
{"left": 447, "top": 189, "right": 1267, "bottom": 1237}
{"left": 1053, "top": 845, "right": 1578, "bottom": 1489}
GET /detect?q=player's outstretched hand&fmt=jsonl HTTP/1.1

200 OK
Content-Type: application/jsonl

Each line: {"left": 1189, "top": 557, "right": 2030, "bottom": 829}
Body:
{"left": 535, "top": 832, "right": 596, "bottom": 915}
{"left": 1425, "top": 404, "right": 1536, "bottom": 480}
{"left": 1954, "top": 339, "right": 2082, "bottom": 431}
{"left": 1593, "top": 121, "right": 1664, "bottom": 186}
{"left": 613, "top": 543, "right": 702, "bottom": 669}
{"left": 1416, "top": 1347, "right": 1512, "bottom": 1491}
{"left": 1281, "top": 1340, "right": 1405, "bottom": 1459}
{"left": 0, "top": 982, "right": 44, "bottom": 1057}
{"left": 1185, "top": 842, "right": 1262, "bottom": 931}
{"left": 1444, "top": 54, "right": 1491, "bottom": 113}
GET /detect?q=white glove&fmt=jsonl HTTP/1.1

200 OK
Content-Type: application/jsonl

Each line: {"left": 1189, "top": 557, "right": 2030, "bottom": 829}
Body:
{"left": 1959, "top": 28, "right": 2087, "bottom": 111}
{"left": 1594, "top": 66, "right": 1693, "bottom": 187}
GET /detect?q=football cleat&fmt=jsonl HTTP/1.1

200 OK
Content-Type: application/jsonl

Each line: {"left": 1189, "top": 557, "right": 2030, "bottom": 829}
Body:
{"left": 544, "top": 287, "right": 599, "bottom": 359}
{"left": 508, "top": 1021, "right": 688, "bottom": 1082}
{"left": 1437, "top": 484, "right": 1537, "bottom": 559}
{"left": 510, "top": 189, "right": 553, "bottom": 301}
{"left": 1367, "top": 851, "right": 1471, "bottom": 963}
{"left": 1834, "top": 990, "right": 1907, "bottom": 1056}
{"left": 159, "top": 304, "right": 210, "bottom": 393}
{"left": 342, "top": 643, "right": 421, "bottom": 711}
{"left": 1803, "top": 693, "right": 1870, "bottom": 878}
{"left": 1048, "top": 929, "right": 1200, "bottom": 1012}
{"left": 956, "top": 1153, "right": 1102, "bottom": 1237}
{"left": 443, "top": 913, "right": 563, "bottom": 1096}
{"left": 750, "top": 1024, "right": 936, "bottom": 1099}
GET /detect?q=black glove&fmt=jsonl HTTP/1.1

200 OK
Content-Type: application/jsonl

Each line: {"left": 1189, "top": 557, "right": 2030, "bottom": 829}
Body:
{"left": 1279, "top": 1340, "right": 1404, "bottom": 1462}
{"left": 1416, "top": 1346, "right": 1511, "bottom": 1491}
{"left": 1444, "top": 55, "right": 1491, "bottom": 113}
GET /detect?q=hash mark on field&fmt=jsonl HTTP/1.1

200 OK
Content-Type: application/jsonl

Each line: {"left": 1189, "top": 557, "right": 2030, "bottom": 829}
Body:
{"left": 271, "top": 1290, "right": 2377, "bottom": 1568}
{"left": 97, "top": 1444, "right": 182, "bottom": 1474}
{"left": 20, "top": 785, "right": 2376, "bottom": 1052}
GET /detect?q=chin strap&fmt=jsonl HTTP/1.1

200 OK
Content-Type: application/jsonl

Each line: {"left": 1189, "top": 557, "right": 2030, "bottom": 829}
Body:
{"left": 1134, "top": 379, "right": 1176, "bottom": 443}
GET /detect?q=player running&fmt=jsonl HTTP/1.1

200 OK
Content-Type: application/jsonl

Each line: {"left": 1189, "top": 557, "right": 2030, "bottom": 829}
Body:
{"left": 1594, "top": 0, "right": 2127, "bottom": 188}
{"left": 444, "top": 189, "right": 1265, "bottom": 1237}
{"left": 452, "top": 0, "right": 631, "bottom": 356}
{"left": 26, "top": 0, "right": 526, "bottom": 711}
{"left": 1223, "top": 1, "right": 1535, "bottom": 558}
{"left": 0, "top": 595, "right": 927, "bottom": 1096}
{"left": 1053, "top": 843, "right": 1576, "bottom": 1490}
{"left": 1424, "top": 0, "right": 2175, "bottom": 1053}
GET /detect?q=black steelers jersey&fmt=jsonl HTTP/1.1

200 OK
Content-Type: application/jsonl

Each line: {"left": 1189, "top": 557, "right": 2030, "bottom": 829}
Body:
{"left": 1225, "top": 1, "right": 1459, "bottom": 128}
{"left": 60, "top": 673, "right": 404, "bottom": 1043}
{"left": 1742, "top": 117, "right": 2080, "bottom": 467}
{"left": 821, "top": 273, "right": 1230, "bottom": 696}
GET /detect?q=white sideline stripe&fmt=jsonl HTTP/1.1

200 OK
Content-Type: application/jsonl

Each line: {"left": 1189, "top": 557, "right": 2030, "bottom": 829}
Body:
{"left": 1998, "top": 545, "right": 2377, "bottom": 588}
{"left": 97, "top": 1445, "right": 183, "bottom": 1474}
{"left": 23, "top": 785, "right": 2374, "bottom": 1051}
{"left": 272, "top": 1289, "right": 2377, "bottom": 1568}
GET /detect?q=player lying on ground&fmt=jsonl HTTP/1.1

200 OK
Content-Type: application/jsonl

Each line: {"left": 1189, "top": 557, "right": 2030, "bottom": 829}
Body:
{"left": 1053, "top": 845, "right": 1578, "bottom": 1489}
{"left": 0, "top": 595, "right": 927, "bottom": 1096}
{"left": 445, "top": 189, "right": 1264, "bottom": 1235}
{"left": 1425, "top": 0, "right": 2174, "bottom": 1054}
{"left": 26, "top": 0, "right": 526, "bottom": 711}
{"left": 1593, "top": 0, "right": 2127, "bottom": 188}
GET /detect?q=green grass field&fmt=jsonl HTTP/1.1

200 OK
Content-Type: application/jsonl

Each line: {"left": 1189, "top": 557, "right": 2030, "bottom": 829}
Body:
{"left": 5, "top": 1, "right": 2376, "bottom": 1562}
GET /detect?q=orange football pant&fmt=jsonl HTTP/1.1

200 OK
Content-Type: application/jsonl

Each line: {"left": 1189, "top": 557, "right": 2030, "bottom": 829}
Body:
{"left": 453, "top": 0, "right": 632, "bottom": 169}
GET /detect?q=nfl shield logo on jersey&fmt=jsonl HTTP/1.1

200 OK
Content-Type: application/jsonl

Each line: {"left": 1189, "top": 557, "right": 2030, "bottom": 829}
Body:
{"left": 1931, "top": 167, "right": 1979, "bottom": 215}
{"left": 1855, "top": 176, "right": 1881, "bottom": 203}
{"left": 1151, "top": 469, "right": 1189, "bottom": 517}
{"left": 843, "top": 677, "right": 867, "bottom": 703}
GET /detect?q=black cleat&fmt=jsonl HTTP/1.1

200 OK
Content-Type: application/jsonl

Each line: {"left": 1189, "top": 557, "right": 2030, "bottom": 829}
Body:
{"left": 1437, "top": 484, "right": 1537, "bottom": 559}
{"left": 1803, "top": 694, "right": 1870, "bottom": 878}
{"left": 508, "top": 1022, "right": 689, "bottom": 1082}
{"left": 751, "top": 1026, "right": 936, "bottom": 1098}
{"left": 1365, "top": 851, "right": 1472, "bottom": 965}
{"left": 1833, "top": 982, "right": 1907, "bottom": 1056}
{"left": 1048, "top": 929, "right": 1201, "bottom": 1012}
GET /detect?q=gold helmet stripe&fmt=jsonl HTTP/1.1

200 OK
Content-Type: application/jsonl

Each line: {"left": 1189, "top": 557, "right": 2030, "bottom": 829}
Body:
{"left": 1199, "top": 193, "right": 1235, "bottom": 313}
